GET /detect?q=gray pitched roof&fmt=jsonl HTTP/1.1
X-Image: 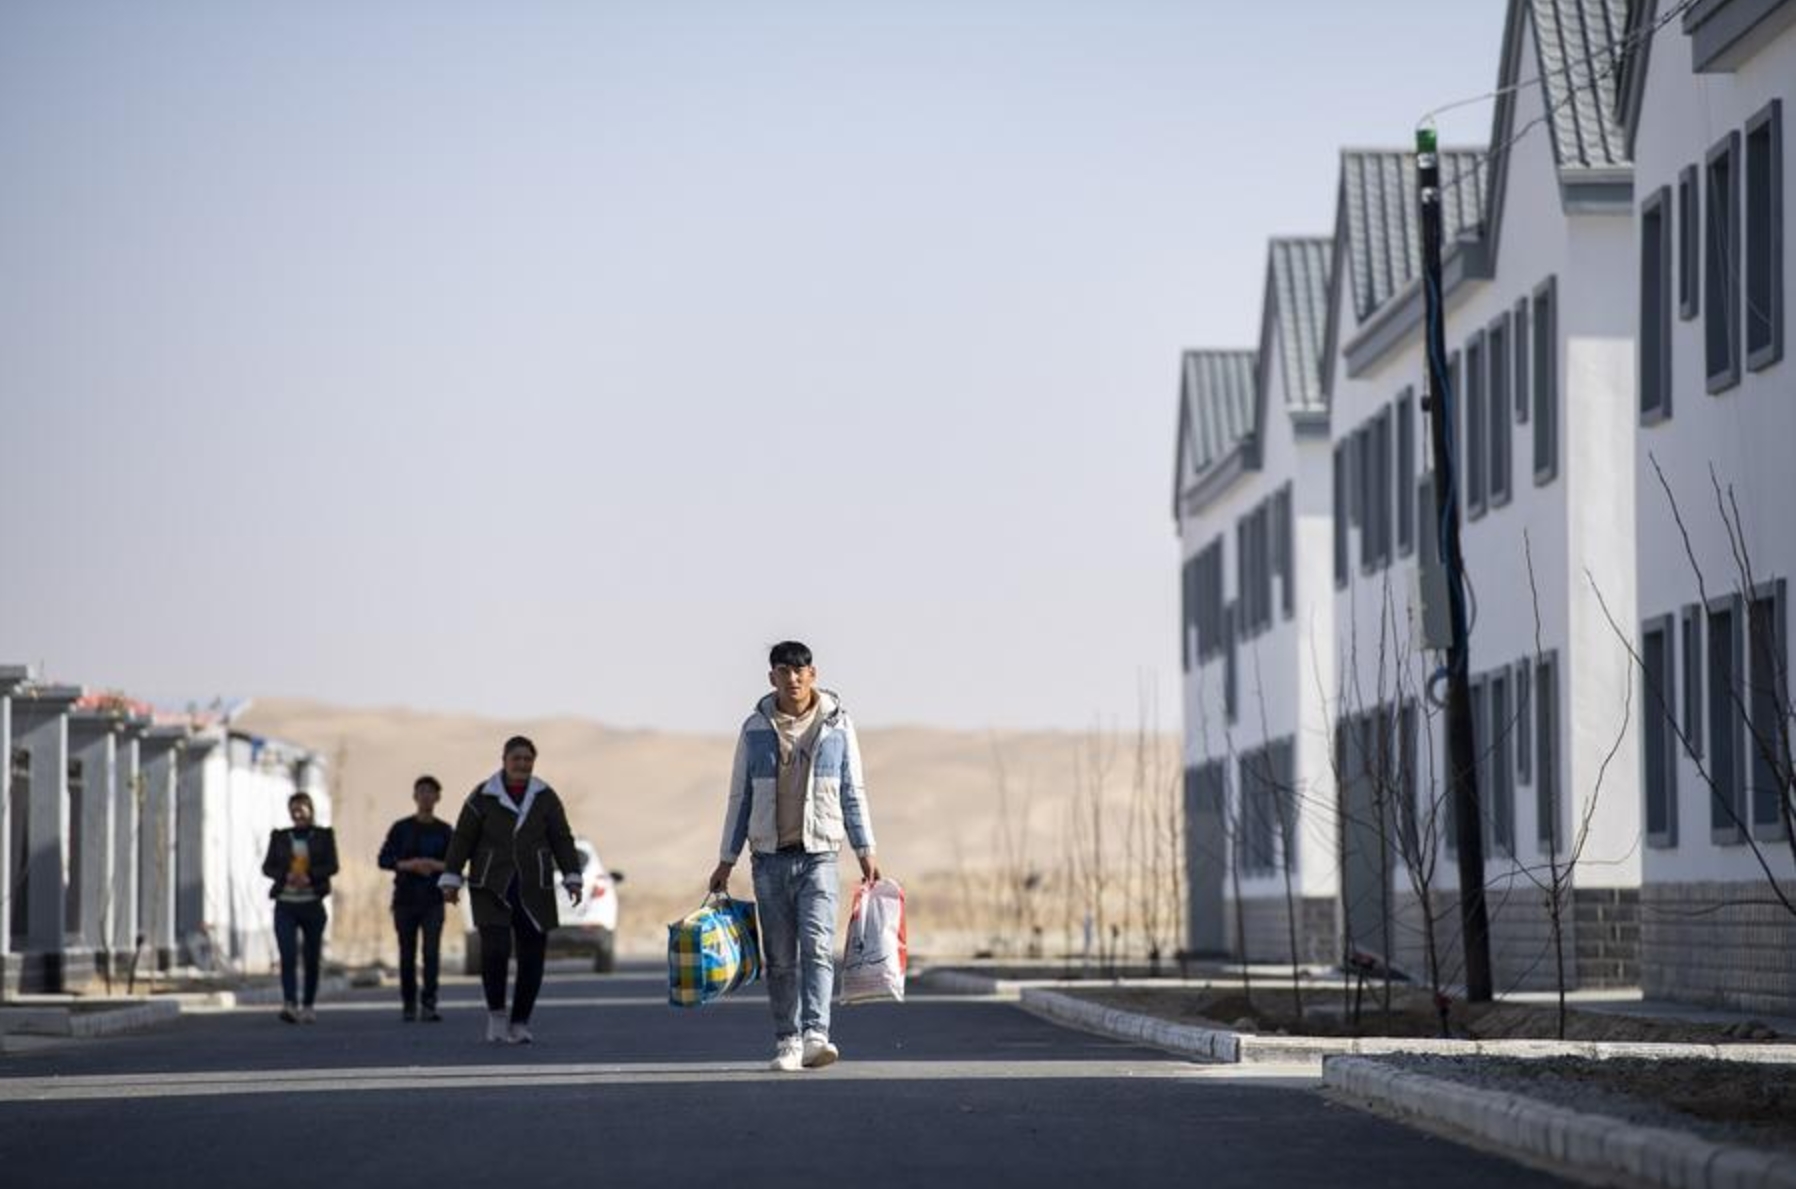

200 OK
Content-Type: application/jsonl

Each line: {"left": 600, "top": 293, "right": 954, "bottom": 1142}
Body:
{"left": 1339, "top": 149, "right": 1488, "bottom": 325}
{"left": 1264, "top": 238, "right": 1333, "bottom": 411}
{"left": 1173, "top": 349, "right": 1257, "bottom": 512}
{"left": 1528, "top": 0, "right": 1630, "bottom": 171}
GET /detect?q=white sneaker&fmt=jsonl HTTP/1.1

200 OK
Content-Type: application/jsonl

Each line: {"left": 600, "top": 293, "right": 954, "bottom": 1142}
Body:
{"left": 278, "top": 1003, "right": 299, "bottom": 1024}
{"left": 769, "top": 1037, "right": 804, "bottom": 1072}
{"left": 486, "top": 1011, "right": 509, "bottom": 1043}
{"left": 801, "top": 1032, "right": 838, "bottom": 1069}
{"left": 507, "top": 1021, "right": 534, "bottom": 1045}
{"left": 298, "top": 1007, "right": 317, "bottom": 1024}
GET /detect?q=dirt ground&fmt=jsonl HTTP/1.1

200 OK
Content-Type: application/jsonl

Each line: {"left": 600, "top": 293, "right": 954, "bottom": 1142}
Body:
{"left": 1058, "top": 984, "right": 1793, "bottom": 1045}
{"left": 1391, "top": 1057, "right": 1796, "bottom": 1155}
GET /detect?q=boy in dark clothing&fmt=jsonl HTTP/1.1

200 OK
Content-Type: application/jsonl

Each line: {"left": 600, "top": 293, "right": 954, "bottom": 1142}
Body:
{"left": 378, "top": 775, "right": 455, "bottom": 1022}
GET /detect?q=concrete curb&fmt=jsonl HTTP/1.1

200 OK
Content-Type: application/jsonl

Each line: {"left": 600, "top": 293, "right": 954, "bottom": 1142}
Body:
{"left": 0, "top": 999, "right": 182, "bottom": 1038}
{"left": 1325, "top": 1055, "right": 1796, "bottom": 1189}
{"left": 1017, "top": 988, "right": 1796, "bottom": 1070}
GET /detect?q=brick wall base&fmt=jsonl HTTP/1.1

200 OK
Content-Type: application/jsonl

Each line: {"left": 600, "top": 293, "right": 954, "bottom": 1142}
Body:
{"left": 1641, "top": 880, "right": 1796, "bottom": 1017}
{"left": 1227, "top": 894, "right": 1335, "bottom": 965}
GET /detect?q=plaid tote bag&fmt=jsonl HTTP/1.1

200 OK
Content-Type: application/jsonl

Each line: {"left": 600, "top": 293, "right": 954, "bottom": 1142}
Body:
{"left": 667, "top": 895, "right": 761, "bottom": 1007}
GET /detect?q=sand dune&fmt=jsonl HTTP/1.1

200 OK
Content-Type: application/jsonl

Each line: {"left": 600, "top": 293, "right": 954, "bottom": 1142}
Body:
{"left": 237, "top": 699, "right": 1182, "bottom": 958}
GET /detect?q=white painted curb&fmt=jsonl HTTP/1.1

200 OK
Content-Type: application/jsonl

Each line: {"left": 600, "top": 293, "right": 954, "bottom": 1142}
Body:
{"left": 1325, "top": 1055, "right": 1796, "bottom": 1189}
{"left": 1017, "top": 988, "right": 1796, "bottom": 1070}
{"left": 0, "top": 999, "right": 182, "bottom": 1038}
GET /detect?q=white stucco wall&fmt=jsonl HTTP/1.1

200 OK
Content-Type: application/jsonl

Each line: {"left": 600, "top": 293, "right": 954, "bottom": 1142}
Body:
{"left": 1632, "top": 19, "right": 1796, "bottom": 888}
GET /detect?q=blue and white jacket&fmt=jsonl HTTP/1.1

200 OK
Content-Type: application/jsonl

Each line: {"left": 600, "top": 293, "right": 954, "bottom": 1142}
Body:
{"left": 718, "top": 690, "right": 876, "bottom": 862}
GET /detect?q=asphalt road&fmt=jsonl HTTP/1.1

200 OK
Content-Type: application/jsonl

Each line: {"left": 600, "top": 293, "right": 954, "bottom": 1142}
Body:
{"left": 0, "top": 966, "right": 1569, "bottom": 1188}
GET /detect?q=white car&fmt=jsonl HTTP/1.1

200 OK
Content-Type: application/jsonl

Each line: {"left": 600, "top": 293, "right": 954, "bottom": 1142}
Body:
{"left": 461, "top": 837, "right": 624, "bottom": 974}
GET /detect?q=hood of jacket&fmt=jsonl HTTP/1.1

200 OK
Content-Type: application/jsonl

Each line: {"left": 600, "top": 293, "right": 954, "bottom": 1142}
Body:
{"left": 754, "top": 688, "right": 843, "bottom": 727}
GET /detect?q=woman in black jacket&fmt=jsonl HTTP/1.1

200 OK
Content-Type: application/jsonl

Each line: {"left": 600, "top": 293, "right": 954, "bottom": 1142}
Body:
{"left": 440, "top": 736, "right": 583, "bottom": 1044}
{"left": 261, "top": 792, "right": 339, "bottom": 1023}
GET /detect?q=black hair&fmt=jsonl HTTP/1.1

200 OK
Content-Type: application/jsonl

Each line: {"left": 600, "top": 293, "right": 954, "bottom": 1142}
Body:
{"left": 768, "top": 640, "right": 813, "bottom": 669}
{"left": 502, "top": 735, "right": 537, "bottom": 759}
{"left": 288, "top": 791, "right": 314, "bottom": 810}
{"left": 414, "top": 775, "right": 442, "bottom": 794}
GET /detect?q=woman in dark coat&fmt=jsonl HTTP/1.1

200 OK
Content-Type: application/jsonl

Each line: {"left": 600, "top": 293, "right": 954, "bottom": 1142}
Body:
{"left": 261, "top": 791, "right": 339, "bottom": 1023}
{"left": 440, "top": 735, "right": 583, "bottom": 1044}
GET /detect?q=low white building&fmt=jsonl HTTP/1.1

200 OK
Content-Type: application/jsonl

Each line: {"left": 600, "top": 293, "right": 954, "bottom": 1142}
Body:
{"left": 1, "top": 681, "right": 328, "bottom": 993}
{"left": 1625, "top": 0, "right": 1795, "bottom": 1014}
{"left": 1174, "top": 239, "right": 1340, "bottom": 964}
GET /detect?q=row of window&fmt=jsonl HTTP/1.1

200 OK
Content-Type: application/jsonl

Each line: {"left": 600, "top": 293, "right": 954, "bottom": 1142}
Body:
{"left": 1236, "top": 485, "right": 1293, "bottom": 641}
{"left": 1180, "top": 538, "right": 1226, "bottom": 669}
{"left": 1334, "top": 397, "right": 1414, "bottom": 583}
{"left": 1328, "top": 651, "right": 1561, "bottom": 869}
{"left": 1640, "top": 99, "right": 1785, "bottom": 421}
{"left": 1331, "top": 278, "right": 1560, "bottom": 590}
{"left": 1640, "top": 580, "right": 1789, "bottom": 848}
{"left": 1237, "top": 737, "right": 1297, "bottom": 877}
{"left": 1456, "top": 276, "right": 1560, "bottom": 522}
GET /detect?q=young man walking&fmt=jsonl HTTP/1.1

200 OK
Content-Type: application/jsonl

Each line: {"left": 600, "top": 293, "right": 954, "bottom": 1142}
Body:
{"left": 378, "top": 775, "right": 455, "bottom": 1022}
{"left": 709, "top": 641, "right": 879, "bottom": 1072}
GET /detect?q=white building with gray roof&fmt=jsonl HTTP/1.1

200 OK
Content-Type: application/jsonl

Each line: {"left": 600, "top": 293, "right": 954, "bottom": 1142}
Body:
{"left": 1174, "top": 239, "right": 1340, "bottom": 964}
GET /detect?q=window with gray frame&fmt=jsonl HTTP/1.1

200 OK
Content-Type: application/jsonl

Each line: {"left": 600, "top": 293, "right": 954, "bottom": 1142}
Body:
{"left": 1745, "top": 100, "right": 1784, "bottom": 370}
{"left": 1238, "top": 739, "right": 1298, "bottom": 876}
{"left": 1356, "top": 425, "right": 1374, "bottom": 574}
{"left": 1465, "top": 678, "right": 1486, "bottom": 855}
{"left": 1224, "top": 602, "right": 1238, "bottom": 724}
{"left": 1181, "top": 555, "right": 1196, "bottom": 672}
{"left": 1374, "top": 407, "right": 1393, "bottom": 568}
{"left": 1515, "top": 656, "right": 1532, "bottom": 783}
{"left": 1239, "top": 507, "right": 1272, "bottom": 640}
{"left": 66, "top": 757, "right": 83, "bottom": 929}
{"left": 1513, "top": 297, "right": 1530, "bottom": 422}
{"left": 1465, "top": 329, "right": 1487, "bottom": 518}
{"left": 1396, "top": 390, "right": 1415, "bottom": 556}
{"left": 1643, "top": 616, "right": 1679, "bottom": 848}
{"left": 1489, "top": 670, "right": 1514, "bottom": 854}
{"left": 9, "top": 748, "right": 27, "bottom": 942}
{"left": 1641, "top": 186, "right": 1674, "bottom": 423}
{"left": 1333, "top": 445, "right": 1348, "bottom": 589}
{"left": 1273, "top": 738, "right": 1297, "bottom": 871}
{"left": 1536, "top": 651, "right": 1560, "bottom": 852}
{"left": 1747, "top": 580, "right": 1788, "bottom": 840}
{"left": 1276, "top": 484, "right": 1294, "bottom": 620}
{"left": 1682, "top": 604, "right": 1704, "bottom": 759}
{"left": 1708, "top": 595, "right": 1745, "bottom": 842}
{"left": 1192, "top": 538, "right": 1225, "bottom": 663}
{"left": 1706, "top": 131, "right": 1742, "bottom": 393}
{"left": 1679, "top": 164, "right": 1700, "bottom": 321}
{"left": 1532, "top": 277, "right": 1558, "bottom": 484}
{"left": 1487, "top": 312, "right": 1511, "bottom": 506}
{"left": 1238, "top": 748, "right": 1277, "bottom": 875}
{"left": 1398, "top": 700, "right": 1419, "bottom": 860}
{"left": 1445, "top": 350, "right": 1462, "bottom": 472}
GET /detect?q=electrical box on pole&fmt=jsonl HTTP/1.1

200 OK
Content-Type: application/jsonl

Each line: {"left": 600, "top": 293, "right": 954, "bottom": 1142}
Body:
{"left": 1415, "top": 128, "right": 1494, "bottom": 1003}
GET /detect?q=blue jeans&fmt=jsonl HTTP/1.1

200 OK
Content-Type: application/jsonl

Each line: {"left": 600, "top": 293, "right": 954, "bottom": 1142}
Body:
{"left": 751, "top": 849, "right": 838, "bottom": 1040}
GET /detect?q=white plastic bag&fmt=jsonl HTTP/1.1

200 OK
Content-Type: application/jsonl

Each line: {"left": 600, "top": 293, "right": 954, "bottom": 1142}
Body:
{"left": 839, "top": 877, "right": 907, "bottom": 1005}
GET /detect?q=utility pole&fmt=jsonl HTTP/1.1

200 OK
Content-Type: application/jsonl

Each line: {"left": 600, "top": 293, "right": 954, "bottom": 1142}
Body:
{"left": 1416, "top": 128, "right": 1493, "bottom": 1003}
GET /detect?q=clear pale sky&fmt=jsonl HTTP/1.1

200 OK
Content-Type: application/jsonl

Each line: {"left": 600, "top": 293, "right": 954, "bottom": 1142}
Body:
{"left": 0, "top": 1, "right": 1503, "bottom": 731}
